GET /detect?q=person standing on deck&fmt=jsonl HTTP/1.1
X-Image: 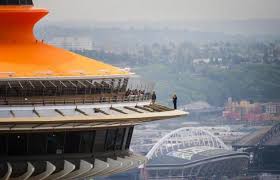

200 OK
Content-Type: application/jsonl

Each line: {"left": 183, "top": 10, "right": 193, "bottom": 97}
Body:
{"left": 151, "top": 91, "right": 157, "bottom": 104}
{"left": 173, "top": 94, "right": 177, "bottom": 109}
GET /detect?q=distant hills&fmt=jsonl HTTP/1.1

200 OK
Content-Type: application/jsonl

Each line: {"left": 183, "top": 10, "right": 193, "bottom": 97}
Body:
{"left": 186, "top": 19, "right": 280, "bottom": 36}
{"left": 35, "top": 19, "right": 280, "bottom": 51}
{"left": 134, "top": 63, "right": 280, "bottom": 107}
{"left": 37, "top": 18, "right": 280, "bottom": 36}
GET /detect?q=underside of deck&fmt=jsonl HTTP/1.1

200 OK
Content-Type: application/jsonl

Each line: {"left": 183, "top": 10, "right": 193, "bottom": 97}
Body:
{"left": 0, "top": 151, "right": 147, "bottom": 180}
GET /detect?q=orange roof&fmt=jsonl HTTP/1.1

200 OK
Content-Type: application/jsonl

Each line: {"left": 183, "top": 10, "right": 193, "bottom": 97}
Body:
{"left": 0, "top": 43, "right": 129, "bottom": 79}
{"left": 0, "top": 6, "right": 129, "bottom": 79}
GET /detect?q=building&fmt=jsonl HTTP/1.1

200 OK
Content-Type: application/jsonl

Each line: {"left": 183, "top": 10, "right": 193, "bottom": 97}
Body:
{"left": 223, "top": 99, "right": 280, "bottom": 122}
{"left": 48, "top": 37, "right": 93, "bottom": 51}
{"left": 192, "top": 58, "right": 210, "bottom": 64}
{"left": 264, "top": 103, "right": 280, "bottom": 114}
{"left": 0, "top": 1, "right": 187, "bottom": 179}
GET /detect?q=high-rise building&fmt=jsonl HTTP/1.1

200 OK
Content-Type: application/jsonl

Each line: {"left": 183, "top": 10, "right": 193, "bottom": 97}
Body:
{"left": 0, "top": 1, "right": 187, "bottom": 179}
{"left": 48, "top": 37, "right": 93, "bottom": 51}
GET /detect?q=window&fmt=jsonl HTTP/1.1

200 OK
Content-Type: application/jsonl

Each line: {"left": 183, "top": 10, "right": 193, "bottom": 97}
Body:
{"left": 0, "top": 134, "right": 7, "bottom": 155}
{"left": 64, "top": 131, "right": 81, "bottom": 153}
{"left": 115, "top": 128, "right": 126, "bottom": 150}
{"left": 28, "top": 133, "right": 47, "bottom": 154}
{"left": 125, "top": 127, "right": 134, "bottom": 149}
{"left": 171, "top": 169, "right": 183, "bottom": 177}
{"left": 47, "top": 132, "right": 65, "bottom": 154}
{"left": 8, "top": 134, "right": 27, "bottom": 155}
{"left": 94, "top": 130, "right": 106, "bottom": 152}
{"left": 4, "top": 0, "right": 18, "bottom": 5}
{"left": 80, "top": 131, "right": 95, "bottom": 153}
{"left": 0, "top": 0, "right": 33, "bottom": 5}
{"left": 148, "top": 170, "right": 158, "bottom": 178}
{"left": 158, "top": 170, "right": 170, "bottom": 177}
{"left": 19, "top": 0, "right": 26, "bottom": 4}
{"left": 105, "top": 129, "right": 118, "bottom": 151}
{"left": 27, "top": 0, "right": 33, "bottom": 4}
{"left": 64, "top": 131, "right": 95, "bottom": 154}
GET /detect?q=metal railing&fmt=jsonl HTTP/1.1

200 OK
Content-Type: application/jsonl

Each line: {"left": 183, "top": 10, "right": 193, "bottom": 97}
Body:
{"left": 0, "top": 94, "right": 152, "bottom": 106}
{"left": 0, "top": 77, "right": 155, "bottom": 106}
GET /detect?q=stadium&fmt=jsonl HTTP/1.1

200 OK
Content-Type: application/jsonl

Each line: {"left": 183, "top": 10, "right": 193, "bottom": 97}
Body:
{"left": 143, "top": 127, "right": 249, "bottom": 179}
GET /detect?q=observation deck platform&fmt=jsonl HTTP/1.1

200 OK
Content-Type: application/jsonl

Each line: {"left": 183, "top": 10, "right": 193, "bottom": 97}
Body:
{"left": 0, "top": 101, "right": 188, "bottom": 132}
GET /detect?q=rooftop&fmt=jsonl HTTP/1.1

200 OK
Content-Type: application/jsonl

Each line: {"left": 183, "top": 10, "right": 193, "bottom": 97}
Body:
{"left": 0, "top": 5, "right": 129, "bottom": 80}
{"left": 0, "top": 43, "right": 130, "bottom": 79}
{"left": 148, "top": 147, "right": 245, "bottom": 166}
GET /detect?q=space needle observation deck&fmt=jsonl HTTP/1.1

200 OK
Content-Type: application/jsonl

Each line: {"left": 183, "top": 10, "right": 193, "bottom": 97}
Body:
{"left": 0, "top": 1, "right": 187, "bottom": 179}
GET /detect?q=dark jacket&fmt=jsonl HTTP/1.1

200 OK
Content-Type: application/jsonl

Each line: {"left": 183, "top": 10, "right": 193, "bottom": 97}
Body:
{"left": 173, "top": 96, "right": 177, "bottom": 103}
{"left": 152, "top": 94, "right": 157, "bottom": 100}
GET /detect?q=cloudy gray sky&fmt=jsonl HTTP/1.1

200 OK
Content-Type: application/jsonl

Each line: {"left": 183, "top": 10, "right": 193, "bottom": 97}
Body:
{"left": 34, "top": 0, "right": 280, "bottom": 22}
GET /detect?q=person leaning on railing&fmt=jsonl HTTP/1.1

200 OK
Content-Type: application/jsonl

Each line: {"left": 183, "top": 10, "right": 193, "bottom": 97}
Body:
{"left": 125, "top": 89, "right": 131, "bottom": 96}
{"left": 172, "top": 94, "right": 177, "bottom": 109}
{"left": 151, "top": 91, "right": 156, "bottom": 104}
{"left": 125, "top": 89, "right": 145, "bottom": 96}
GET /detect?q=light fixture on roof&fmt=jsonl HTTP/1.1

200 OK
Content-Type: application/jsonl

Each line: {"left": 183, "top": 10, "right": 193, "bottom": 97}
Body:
{"left": 34, "top": 71, "right": 54, "bottom": 76}
{"left": 69, "top": 70, "right": 86, "bottom": 76}
{"left": 0, "top": 72, "right": 16, "bottom": 77}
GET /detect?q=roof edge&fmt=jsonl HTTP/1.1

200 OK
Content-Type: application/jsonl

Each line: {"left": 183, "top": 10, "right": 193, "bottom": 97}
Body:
{"left": 0, "top": 73, "right": 135, "bottom": 81}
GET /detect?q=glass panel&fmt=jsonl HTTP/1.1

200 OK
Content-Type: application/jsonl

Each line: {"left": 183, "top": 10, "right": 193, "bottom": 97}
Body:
{"left": 148, "top": 170, "right": 158, "bottom": 178}
{"left": 7, "top": 0, "right": 18, "bottom": 5}
{"left": 79, "top": 131, "right": 95, "bottom": 153}
{"left": 79, "top": 108, "right": 102, "bottom": 116}
{"left": 0, "top": 111, "right": 12, "bottom": 118}
{"left": 158, "top": 170, "right": 170, "bottom": 177}
{"left": 27, "top": 0, "right": 33, "bottom": 5}
{"left": 125, "top": 127, "right": 134, "bottom": 149}
{"left": 37, "top": 109, "right": 60, "bottom": 117}
{"left": 105, "top": 129, "right": 117, "bottom": 151}
{"left": 0, "top": 134, "right": 7, "bottom": 155}
{"left": 59, "top": 109, "right": 81, "bottom": 116}
{"left": 64, "top": 131, "right": 81, "bottom": 153}
{"left": 47, "top": 132, "right": 65, "bottom": 154}
{"left": 8, "top": 134, "right": 27, "bottom": 155}
{"left": 115, "top": 128, "right": 126, "bottom": 150}
{"left": 0, "top": 0, "right": 33, "bottom": 5}
{"left": 94, "top": 130, "right": 106, "bottom": 152}
{"left": 171, "top": 169, "right": 183, "bottom": 177}
{"left": 13, "top": 110, "right": 37, "bottom": 118}
{"left": 28, "top": 133, "right": 47, "bottom": 154}
{"left": 102, "top": 108, "right": 120, "bottom": 115}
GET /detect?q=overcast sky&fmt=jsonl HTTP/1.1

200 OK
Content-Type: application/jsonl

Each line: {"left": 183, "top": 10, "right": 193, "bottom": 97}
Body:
{"left": 34, "top": 0, "right": 280, "bottom": 22}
